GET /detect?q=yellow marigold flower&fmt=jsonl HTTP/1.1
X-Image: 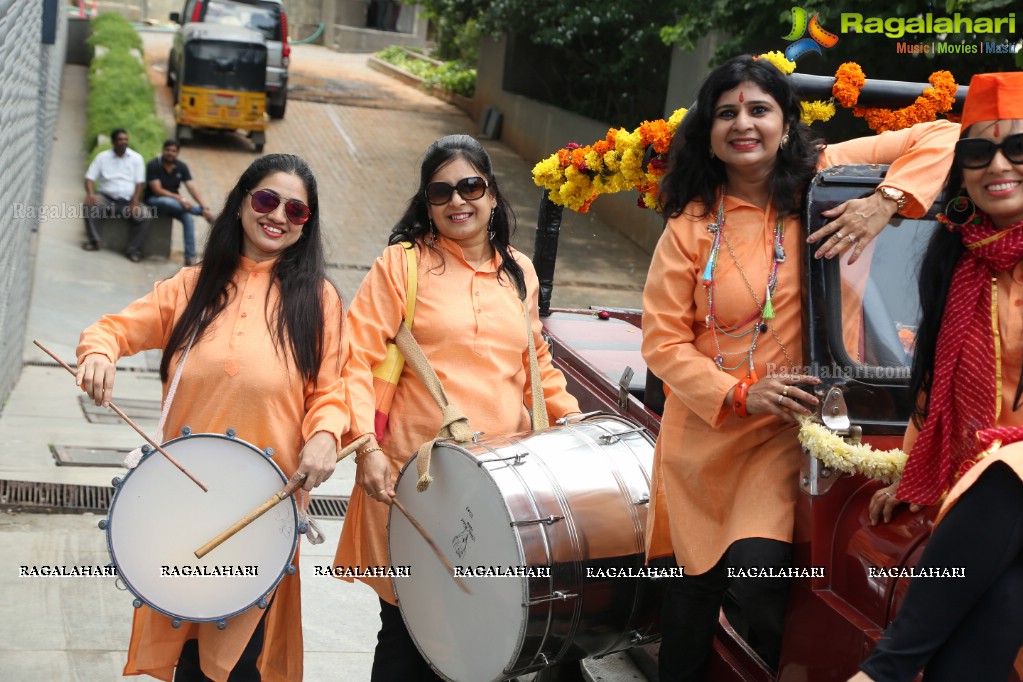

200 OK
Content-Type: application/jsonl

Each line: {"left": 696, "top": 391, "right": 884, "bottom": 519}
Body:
{"left": 800, "top": 100, "right": 836, "bottom": 125}
{"left": 532, "top": 156, "right": 565, "bottom": 190}
{"left": 756, "top": 51, "right": 796, "bottom": 75}
{"left": 667, "top": 107, "right": 687, "bottom": 132}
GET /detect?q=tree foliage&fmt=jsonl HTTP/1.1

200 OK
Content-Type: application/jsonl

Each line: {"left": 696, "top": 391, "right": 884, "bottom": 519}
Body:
{"left": 409, "top": 0, "right": 1021, "bottom": 128}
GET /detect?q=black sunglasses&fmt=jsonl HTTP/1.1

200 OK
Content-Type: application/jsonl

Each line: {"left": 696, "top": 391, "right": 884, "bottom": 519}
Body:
{"left": 246, "top": 188, "right": 311, "bottom": 225}
{"left": 424, "top": 176, "right": 489, "bottom": 205}
{"left": 955, "top": 133, "right": 1023, "bottom": 169}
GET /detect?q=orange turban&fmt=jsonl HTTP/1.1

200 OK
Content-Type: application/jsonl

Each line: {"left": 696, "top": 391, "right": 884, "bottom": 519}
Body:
{"left": 960, "top": 72, "right": 1023, "bottom": 131}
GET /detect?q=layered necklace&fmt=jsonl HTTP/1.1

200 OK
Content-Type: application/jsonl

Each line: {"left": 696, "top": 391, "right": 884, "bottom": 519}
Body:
{"left": 702, "top": 195, "right": 795, "bottom": 378}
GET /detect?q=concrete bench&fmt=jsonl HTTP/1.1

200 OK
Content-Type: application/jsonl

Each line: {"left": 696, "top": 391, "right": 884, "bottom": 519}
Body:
{"left": 94, "top": 216, "right": 173, "bottom": 259}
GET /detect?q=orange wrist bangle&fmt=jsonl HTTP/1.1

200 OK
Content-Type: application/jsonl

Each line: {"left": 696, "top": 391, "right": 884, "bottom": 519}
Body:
{"left": 733, "top": 376, "right": 754, "bottom": 418}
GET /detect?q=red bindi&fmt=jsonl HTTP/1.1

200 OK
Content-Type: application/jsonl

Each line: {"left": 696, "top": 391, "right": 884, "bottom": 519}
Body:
{"left": 994, "top": 122, "right": 1001, "bottom": 137}
{"left": 738, "top": 91, "right": 745, "bottom": 103}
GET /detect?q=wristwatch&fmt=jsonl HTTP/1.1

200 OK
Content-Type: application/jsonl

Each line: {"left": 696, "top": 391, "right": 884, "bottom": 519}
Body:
{"left": 876, "top": 186, "right": 907, "bottom": 212}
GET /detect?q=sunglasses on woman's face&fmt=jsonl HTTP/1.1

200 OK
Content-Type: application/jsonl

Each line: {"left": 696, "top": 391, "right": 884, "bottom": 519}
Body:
{"left": 955, "top": 133, "right": 1023, "bottom": 169}
{"left": 424, "top": 176, "right": 489, "bottom": 205}
{"left": 246, "top": 188, "right": 311, "bottom": 224}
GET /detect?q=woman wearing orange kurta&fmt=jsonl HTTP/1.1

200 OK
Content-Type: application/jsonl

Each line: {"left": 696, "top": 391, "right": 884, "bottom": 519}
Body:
{"left": 851, "top": 72, "right": 1023, "bottom": 681}
{"left": 76, "top": 154, "right": 349, "bottom": 682}
{"left": 333, "top": 134, "right": 579, "bottom": 680}
{"left": 641, "top": 55, "right": 957, "bottom": 681}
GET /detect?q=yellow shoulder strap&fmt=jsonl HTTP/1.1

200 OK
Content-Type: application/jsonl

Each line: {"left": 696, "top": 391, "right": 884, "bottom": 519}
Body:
{"left": 401, "top": 241, "right": 417, "bottom": 327}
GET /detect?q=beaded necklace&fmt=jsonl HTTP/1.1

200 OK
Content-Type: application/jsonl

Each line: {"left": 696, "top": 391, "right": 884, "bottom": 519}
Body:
{"left": 702, "top": 196, "right": 793, "bottom": 377}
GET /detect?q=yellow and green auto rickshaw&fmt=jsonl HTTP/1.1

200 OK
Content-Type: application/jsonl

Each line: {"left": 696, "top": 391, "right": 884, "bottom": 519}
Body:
{"left": 173, "top": 23, "right": 268, "bottom": 151}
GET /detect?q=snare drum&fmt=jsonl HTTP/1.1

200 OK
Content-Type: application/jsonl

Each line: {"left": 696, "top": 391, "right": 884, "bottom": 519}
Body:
{"left": 389, "top": 413, "right": 662, "bottom": 681}
{"left": 102, "top": 430, "right": 299, "bottom": 627}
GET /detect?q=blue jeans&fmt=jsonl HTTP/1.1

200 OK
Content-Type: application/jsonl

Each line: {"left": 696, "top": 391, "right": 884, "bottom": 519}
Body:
{"left": 146, "top": 196, "right": 202, "bottom": 261}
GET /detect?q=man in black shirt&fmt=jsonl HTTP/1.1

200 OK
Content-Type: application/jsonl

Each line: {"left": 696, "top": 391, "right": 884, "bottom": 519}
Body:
{"left": 144, "top": 140, "right": 214, "bottom": 266}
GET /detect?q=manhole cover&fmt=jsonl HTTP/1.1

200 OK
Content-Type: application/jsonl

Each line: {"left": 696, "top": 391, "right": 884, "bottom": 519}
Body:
{"left": 51, "top": 445, "right": 130, "bottom": 467}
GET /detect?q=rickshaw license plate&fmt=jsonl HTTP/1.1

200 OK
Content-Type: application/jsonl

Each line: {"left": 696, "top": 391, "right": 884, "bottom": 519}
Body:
{"left": 212, "top": 94, "right": 238, "bottom": 106}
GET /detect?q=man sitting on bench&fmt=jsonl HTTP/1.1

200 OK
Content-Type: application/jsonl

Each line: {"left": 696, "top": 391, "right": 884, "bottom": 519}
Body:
{"left": 144, "top": 139, "right": 214, "bottom": 267}
{"left": 83, "top": 128, "right": 151, "bottom": 263}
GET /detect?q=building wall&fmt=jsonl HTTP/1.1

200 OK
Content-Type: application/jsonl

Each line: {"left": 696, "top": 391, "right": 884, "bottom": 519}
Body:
{"left": 473, "top": 36, "right": 668, "bottom": 256}
{"left": 0, "top": 0, "right": 67, "bottom": 407}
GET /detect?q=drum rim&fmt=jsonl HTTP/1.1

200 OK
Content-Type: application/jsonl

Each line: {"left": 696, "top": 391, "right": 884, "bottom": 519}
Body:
{"left": 105, "top": 431, "right": 299, "bottom": 623}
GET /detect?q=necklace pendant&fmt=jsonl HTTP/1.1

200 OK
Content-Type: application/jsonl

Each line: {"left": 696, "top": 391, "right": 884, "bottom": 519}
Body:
{"left": 707, "top": 223, "right": 720, "bottom": 233}
{"left": 715, "top": 355, "right": 724, "bottom": 367}
{"left": 760, "top": 322, "right": 768, "bottom": 333}
{"left": 774, "top": 242, "right": 786, "bottom": 263}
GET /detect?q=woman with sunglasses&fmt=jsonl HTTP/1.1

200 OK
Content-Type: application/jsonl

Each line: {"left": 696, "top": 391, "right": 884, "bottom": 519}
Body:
{"left": 849, "top": 72, "right": 1023, "bottom": 681}
{"left": 76, "top": 154, "right": 349, "bottom": 682}
{"left": 332, "top": 134, "right": 580, "bottom": 680}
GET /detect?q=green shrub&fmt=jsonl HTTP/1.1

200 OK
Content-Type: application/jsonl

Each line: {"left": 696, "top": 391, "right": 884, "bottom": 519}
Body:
{"left": 85, "top": 13, "right": 164, "bottom": 164}
{"left": 375, "top": 46, "right": 476, "bottom": 99}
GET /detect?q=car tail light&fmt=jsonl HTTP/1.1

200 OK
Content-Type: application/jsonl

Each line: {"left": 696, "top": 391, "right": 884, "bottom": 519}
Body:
{"left": 281, "top": 10, "right": 290, "bottom": 58}
{"left": 190, "top": 0, "right": 202, "bottom": 22}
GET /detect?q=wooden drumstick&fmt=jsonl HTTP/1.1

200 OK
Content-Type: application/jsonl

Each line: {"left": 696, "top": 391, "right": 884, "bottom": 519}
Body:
{"left": 391, "top": 498, "right": 471, "bottom": 595}
{"left": 194, "top": 434, "right": 371, "bottom": 559}
{"left": 33, "top": 340, "right": 208, "bottom": 493}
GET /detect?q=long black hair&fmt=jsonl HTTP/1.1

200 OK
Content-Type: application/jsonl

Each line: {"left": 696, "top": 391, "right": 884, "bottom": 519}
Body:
{"left": 658, "top": 55, "right": 823, "bottom": 219}
{"left": 159, "top": 153, "right": 338, "bottom": 384}
{"left": 390, "top": 134, "right": 526, "bottom": 298}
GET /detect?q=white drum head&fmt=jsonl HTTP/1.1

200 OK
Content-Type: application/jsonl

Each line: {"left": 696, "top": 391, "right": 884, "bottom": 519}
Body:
{"left": 107, "top": 433, "right": 298, "bottom": 622}
{"left": 390, "top": 443, "right": 525, "bottom": 682}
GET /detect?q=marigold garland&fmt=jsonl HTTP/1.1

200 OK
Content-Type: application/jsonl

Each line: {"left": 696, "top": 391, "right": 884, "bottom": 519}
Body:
{"left": 533, "top": 55, "right": 959, "bottom": 213}
{"left": 798, "top": 417, "right": 907, "bottom": 483}
{"left": 853, "top": 70, "right": 958, "bottom": 133}
{"left": 532, "top": 108, "right": 687, "bottom": 212}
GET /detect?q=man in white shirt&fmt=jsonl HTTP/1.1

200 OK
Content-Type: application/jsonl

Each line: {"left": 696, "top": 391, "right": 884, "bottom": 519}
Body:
{"left": 83, "top": 128, "right": 151, "bottom": 262}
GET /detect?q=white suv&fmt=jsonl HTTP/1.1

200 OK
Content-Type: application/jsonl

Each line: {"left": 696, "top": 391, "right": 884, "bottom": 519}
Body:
{"left": 169, "top": 0, "right": 290, "bottom": 119}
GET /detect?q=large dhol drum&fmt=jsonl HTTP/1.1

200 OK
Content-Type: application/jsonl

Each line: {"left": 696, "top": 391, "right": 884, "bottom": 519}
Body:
{"left": 103, "top": 430, "right": 299, "bottom": 626}
{"left": 389, "top": 413, "right": 663, "bottom": 681}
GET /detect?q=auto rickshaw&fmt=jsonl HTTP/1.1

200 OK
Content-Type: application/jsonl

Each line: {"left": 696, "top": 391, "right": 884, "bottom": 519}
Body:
{"left": 173, "top": 23, "right": 267, "bottom": 152}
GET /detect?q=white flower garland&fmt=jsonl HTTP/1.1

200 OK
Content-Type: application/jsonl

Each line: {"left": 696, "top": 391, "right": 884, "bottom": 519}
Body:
{"left": 798, "top": 417, "right": 907, "bottom": 484}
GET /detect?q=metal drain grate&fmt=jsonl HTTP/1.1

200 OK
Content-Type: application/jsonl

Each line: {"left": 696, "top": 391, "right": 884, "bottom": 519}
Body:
{"left": 0, "top": 479, "right": 113, "bottom": 513}
{"left": 308, "top": 496, "right": 348, "bottom": 519}
{"left": 0, "top": 480, "right": 348, "bottom": 519}
{"left": 79, "top": 395, "right": 161, "bottom": 424}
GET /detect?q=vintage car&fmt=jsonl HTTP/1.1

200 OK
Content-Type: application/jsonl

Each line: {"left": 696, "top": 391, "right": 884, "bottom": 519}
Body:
{"left": 529, "top": 76, "right": 1019, "bottom": 681}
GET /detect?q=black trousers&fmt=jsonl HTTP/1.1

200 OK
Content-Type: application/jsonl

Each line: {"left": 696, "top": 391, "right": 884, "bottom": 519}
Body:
{"left": 371, "top": 598, "right": 444, "bottom": 681}
{"left": 84, "top": 193, "right": 151, "bottom": 256}
{"left": 658, "top": 537, "right": 792, "bottom": 682}
{"left": 861, "top": 462, "right": 1023, "bottom": 681}
{"left": 173, "top": 601, "right": 271, "bottom": 682}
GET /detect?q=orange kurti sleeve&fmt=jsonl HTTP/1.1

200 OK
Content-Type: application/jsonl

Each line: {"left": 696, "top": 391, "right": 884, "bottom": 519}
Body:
{"left": 76, "top": 269, "right": 193, "bottom": 363}
{"left": 819, "top": 120, "right": 960, "bottom": 218}
{"left": 301, "top": 284, "right": 351, "bottom": 447}
{"left": 642, "top": 212, "right": 738, "bottom": 428}
{"left": 342, "top": 243, "right": 410, "bottom": 440}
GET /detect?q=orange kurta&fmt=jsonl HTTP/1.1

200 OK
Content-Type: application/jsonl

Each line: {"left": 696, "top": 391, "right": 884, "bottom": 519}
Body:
{"left": 334, "top": 236, "right": 580, "bottom": 603}
{"left": 642, "top": 120, "right": 960, "bottom": 574}
{"left": 77, "top": 257, "right": 350, "bottom": 682}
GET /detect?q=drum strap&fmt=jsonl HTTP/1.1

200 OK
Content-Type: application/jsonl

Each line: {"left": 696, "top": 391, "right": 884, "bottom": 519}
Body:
{"left": 522, "top": 298, "right": 549, "bottom": 431}
{"left": 393, "top": 324, "right": 471, "bottom": 491}
{"left": 389, "top": 296, "right": 549, "bottom": 491}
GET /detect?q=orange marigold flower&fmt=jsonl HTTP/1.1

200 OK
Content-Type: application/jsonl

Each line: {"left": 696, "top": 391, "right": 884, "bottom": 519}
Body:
{"left": 571, "top": 147, "right": 589, "bottom": 169}
{"left": 833, "top": 62, "right": 866, "bottom": 108}
{"left": 557, "top": 149, "right": 571, "bottom": 167}
{"left": 594, "top": 140, "right": 611, "bottom": 156}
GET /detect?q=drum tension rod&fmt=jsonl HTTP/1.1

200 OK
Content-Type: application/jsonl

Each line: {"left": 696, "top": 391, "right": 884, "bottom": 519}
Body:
{"left": 511, "top": 514, "right": 564, "bottom": 527}
{"left": 599, "top": 426, "right": 647, "bottom": 445}
{"left": 525, "top": 590, "right": 578, "bottom": 605}
{"left": 480, "top": 451, "right": 530, "bottom": 466}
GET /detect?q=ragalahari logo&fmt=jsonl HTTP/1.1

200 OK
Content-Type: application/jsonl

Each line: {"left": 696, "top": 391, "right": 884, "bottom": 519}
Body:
{"left": 783, "top": 6, "right": 839, "bottom": 61}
